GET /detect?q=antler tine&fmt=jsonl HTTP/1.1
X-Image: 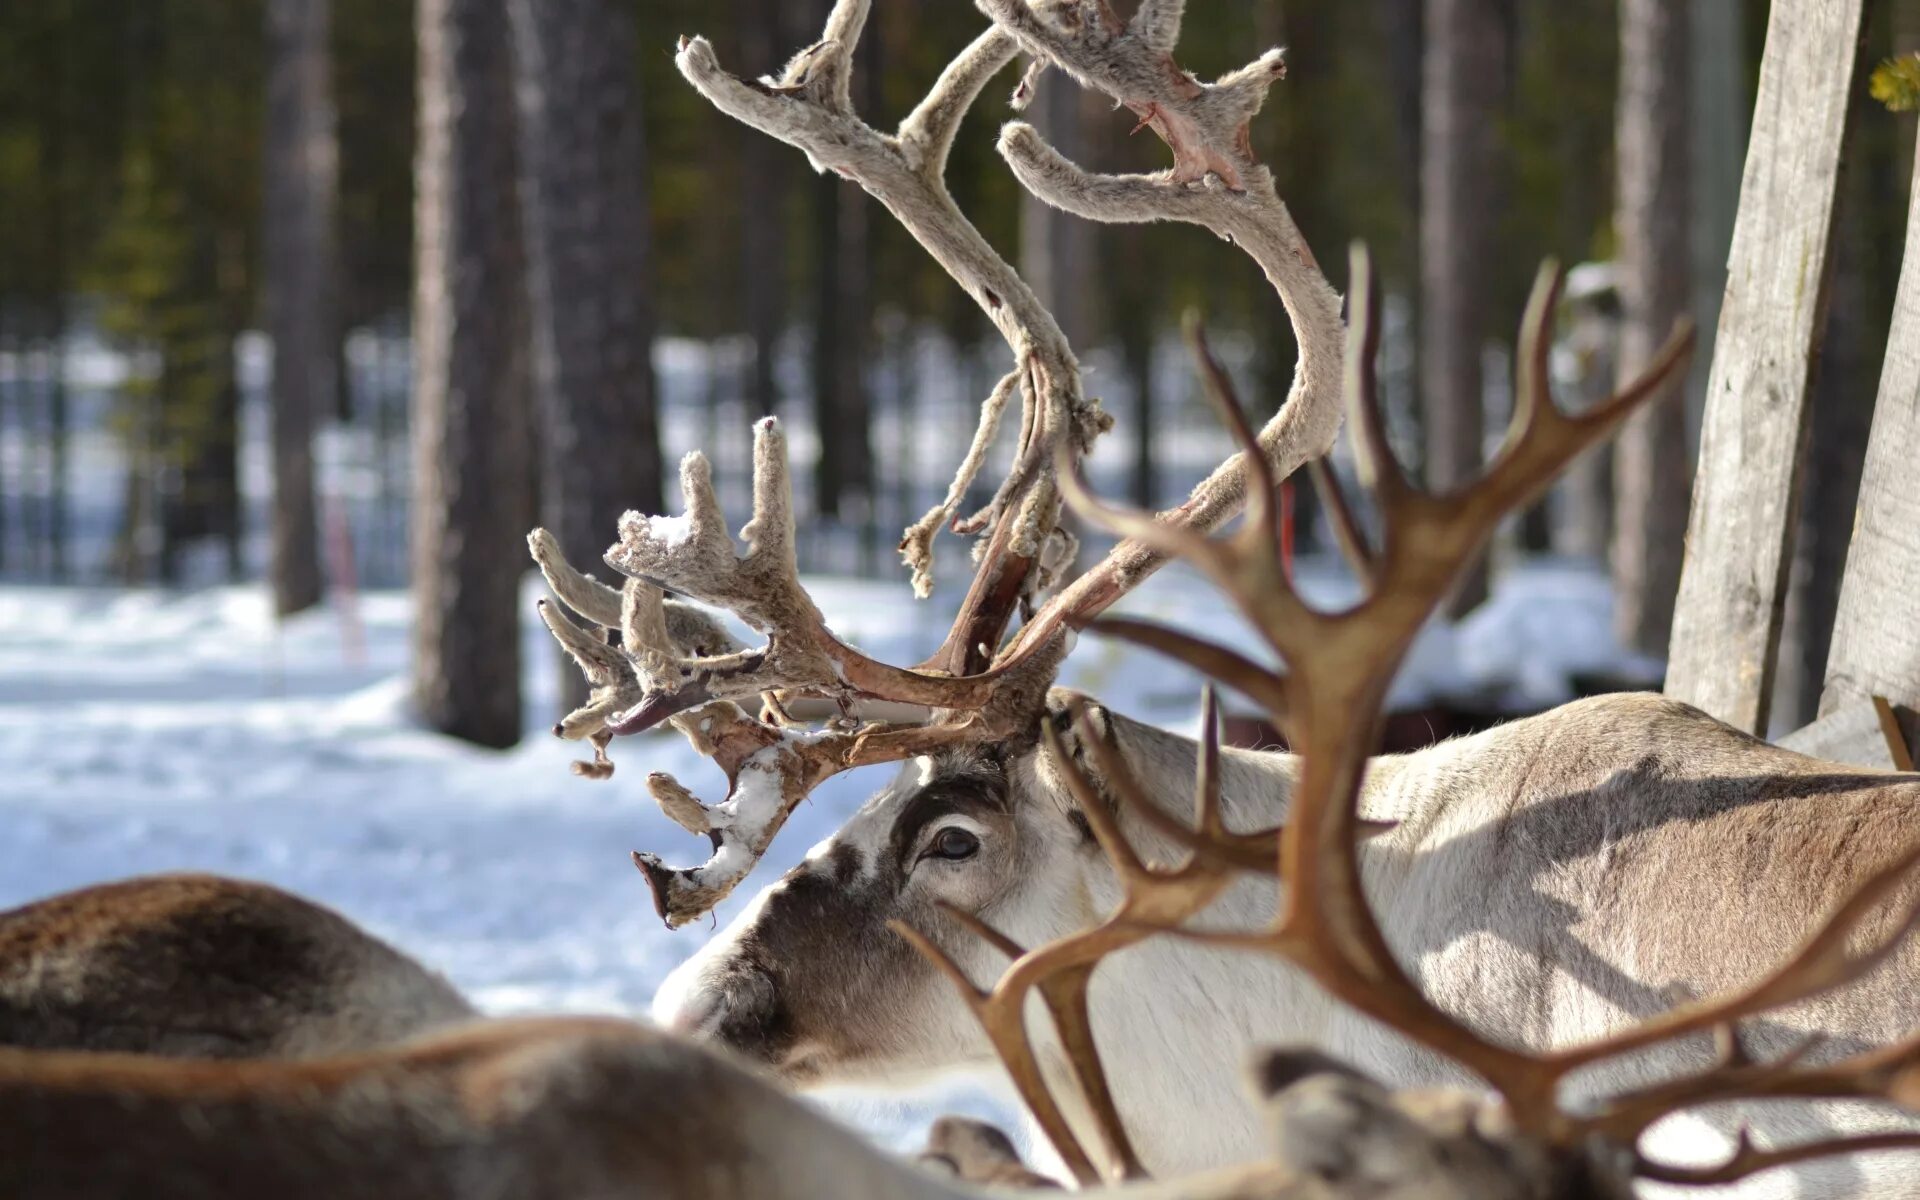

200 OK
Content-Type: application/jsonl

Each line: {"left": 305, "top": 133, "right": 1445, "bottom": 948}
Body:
{"left": 1306, "top": 458, "right": 1374, "bottom": 586}
{"left": 1510, "top": 260, "right": 1562, "bottom": 437}
{"left": 1195, "top": 684, "right": 1226, "bottom": 839}
{"left": 898, "top": 706, "right": 1267, "bottom": 1183}
{"left": 1184, "top": 314, "right": 1277, "bottom": 553}
{"left": 1636, "top": 1132, "right": 1920, "bottom": 1188}
{"left": 1089, "top": 617, "right": 1291, "bottom": 735}
{"left": 529, "top": 527, "right": 623, "bottom": 627}
{"left": 1072, "top": 689, "right": 1282, "bottom": 877}
{"left": 900, "top": 367, "right": 1018, "bottom": 599}
{"left": 1043, "top": 716, "right": 1152, "bottom": 886}
{"left": 886, "top": 913, "right": 1111, "bottom": 1187}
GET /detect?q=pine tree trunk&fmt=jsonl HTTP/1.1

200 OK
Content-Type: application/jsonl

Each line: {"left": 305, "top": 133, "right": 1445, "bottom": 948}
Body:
{"left": 46, "top": 304, "right": 69, "bottom": 582}
{"left": 411, "top": 0, "right": 528, "bottom": 749}
{"left": 506, "top": 0, "right": 663, "bottom": 711}
{"left": 262, "top": 0, "right": 334, "bottom": 616}
{"left": 1611, "top": 0, "right": 1693, "bottom": 657}
{"left": 812, "top": 173, "right": 874, "bottom": 522}
{"left": 811, "top": 0, "right": 875, "bottom": 527}
{"left": 1126, "top": 319, "right": 1156, "bottom": 511}
{"left": 1020, "top": 76, "right": 1092, "bottom": 348}
{"left": 738, "top": 0, "right": 787, "bottom": 421}
{"left": 1420, "top": 0, "right": 1502, "bottom": 617}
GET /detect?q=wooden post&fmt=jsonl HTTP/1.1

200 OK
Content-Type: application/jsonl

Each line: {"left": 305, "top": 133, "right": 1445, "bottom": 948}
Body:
{"left": 1663, "top": 0, "right": 1867, "bottom": 733}
{"left": 1815, "top": 136, "right": 1920, "bottom": 757}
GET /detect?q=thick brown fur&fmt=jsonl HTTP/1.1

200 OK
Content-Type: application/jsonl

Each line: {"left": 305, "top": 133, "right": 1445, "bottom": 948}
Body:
{"left": 0, "top": 874, "right": 474, "bottom": 1058}
{"left": 0, "top": 1013, "right": 1628, "bottom": 1200}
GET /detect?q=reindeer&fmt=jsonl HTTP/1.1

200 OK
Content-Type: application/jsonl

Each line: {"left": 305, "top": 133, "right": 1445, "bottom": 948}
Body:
{"left": 0, "top": 874, "right": 474, "bottom": 1058}
{"left": 0, "top": 1011, "right": 1634, "bottom": 1200}
{"left": 11, "top": 281, "right": 1914, "bottom": 1200}
{"left": 524, "top": 4, "right": 1920, "bottom": 1195}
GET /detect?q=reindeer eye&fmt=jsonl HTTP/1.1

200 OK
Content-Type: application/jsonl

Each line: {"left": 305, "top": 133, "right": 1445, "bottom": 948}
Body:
{"left": 928, "top": 827, "right": 980, "bottom": 862}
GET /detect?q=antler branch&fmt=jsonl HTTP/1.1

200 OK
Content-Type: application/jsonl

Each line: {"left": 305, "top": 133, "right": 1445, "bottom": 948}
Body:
{"left": 677, "top": 16, "right": 1106, "bottom": 634}
{"left": 974, "top": 0, "right": 1346, "bottom": 662}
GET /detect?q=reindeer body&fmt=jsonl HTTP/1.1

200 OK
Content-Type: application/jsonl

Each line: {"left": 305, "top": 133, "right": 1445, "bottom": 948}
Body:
{"left": 0, "top": 1016, "right": 972, "bottom": 1200}
{"left": 0, "top": 1012, "right": 1619, "bottom": 1200}
{"left": 0, "top": 874, "right": 474, "bottom": 1059}
{"left": 658, "top": 691, "right": 1920, "bottom": 1195}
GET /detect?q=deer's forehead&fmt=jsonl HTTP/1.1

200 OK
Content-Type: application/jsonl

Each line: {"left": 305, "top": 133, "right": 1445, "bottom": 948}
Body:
{"left": 818, "top": 756, "right": 1010, "bottom": 866}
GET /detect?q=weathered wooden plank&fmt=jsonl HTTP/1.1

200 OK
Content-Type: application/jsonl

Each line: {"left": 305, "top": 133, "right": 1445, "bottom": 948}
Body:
{"left": 1663, "top": 0, "right": 1867, "bottom": 733}
{"left": 1818, "top": 141, "right": 1920, "bottom": 722}
{"left": 1778, "top": 696, "right": 1916, "bottom": 772}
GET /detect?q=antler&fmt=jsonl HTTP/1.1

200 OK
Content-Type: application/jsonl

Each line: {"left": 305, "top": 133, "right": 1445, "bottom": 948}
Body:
{"left": 965, "top": 241, "right": 1920, "bottom": 1185}
{"left": 532, "top": 1, "right": 1350, "bottom": 927}
{"left": 980, "top": 0, "right": 1345, "bottom": 663}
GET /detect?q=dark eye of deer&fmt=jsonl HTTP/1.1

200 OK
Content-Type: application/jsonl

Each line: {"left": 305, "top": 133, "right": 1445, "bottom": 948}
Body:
{"left": 928, "top": 827, "right": 979, "bottom": 861}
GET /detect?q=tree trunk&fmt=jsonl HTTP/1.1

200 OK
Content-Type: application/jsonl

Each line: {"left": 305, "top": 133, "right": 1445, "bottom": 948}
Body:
{"left": 1126, "top": 316, "right": 1156, "bottom": 511}
{"left": 1379, "top": 0, "right": 1425, "bottom": 238}
{"left": 811, "top": 0, "right": 875, "bottom": 527}
{"left": 812, "top": 174, "right": 875, "bottom": 522}
{"left": 738, "top": 0, "right": 786, "bottom": 421}
{"left": 1020, "top": 74, "right": 1093, "bottom": 349}
{"left": 45, "top": 305, "right": 69, "bottom": 582}
{"left": 506, "top": 0, "right": 663, "bottom": 711}
{"left": 1776, "top": 27, "right": 1898, "bottom": 731}
{"left": 1420, "top": 0, "right": 1503, "bottom": 617}
{"left": 1610, "top": 0, "right": 1693, "bottom": 657}
{"left": 1550, "top": 293, "right": 1618, "bottom": 562}
{"left": 411, "top": 0, "right": 528, "bottom": 749}
{"left": 1688, "top": 0, "right": 1747, "bottom": 447}
{"left": 262, "top": 0, "right": 334, "bottom": 616}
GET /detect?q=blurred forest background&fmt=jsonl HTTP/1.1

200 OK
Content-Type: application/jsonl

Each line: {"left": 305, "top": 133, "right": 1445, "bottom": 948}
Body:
{"left": 0, "top": 0, "right": 1915, "bottom": 747}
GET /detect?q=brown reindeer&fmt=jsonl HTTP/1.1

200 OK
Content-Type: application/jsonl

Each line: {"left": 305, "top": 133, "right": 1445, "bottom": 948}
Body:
{"left": 0, "top": 874, "right": 473, "bottom": 1058}
{"left": 0, "top": 1010, "right": 1624, "bottom": 1199}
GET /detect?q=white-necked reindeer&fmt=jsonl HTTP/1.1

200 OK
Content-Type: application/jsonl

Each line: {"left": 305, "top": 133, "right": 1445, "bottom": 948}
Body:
{"left": 524, "top": 3, "right": 1920, "bottom": 1197}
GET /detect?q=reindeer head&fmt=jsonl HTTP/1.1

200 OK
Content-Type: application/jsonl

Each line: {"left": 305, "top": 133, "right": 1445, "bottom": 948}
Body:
{"left": 646, "top": 691, "right": 1235, "bottom": 1086}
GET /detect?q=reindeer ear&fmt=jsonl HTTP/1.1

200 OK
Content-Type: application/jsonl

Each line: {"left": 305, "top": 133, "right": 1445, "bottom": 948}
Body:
{"left": 1248, "top": 1047, "right": 1373, "bottom": 1100}
{"left": 917, "top": 1116, "right": 1061, "bottom": 1190}
{"left": 1249, "top": 1049, "right": 1430, "bottom": 1185}
{"left": 1036, "top": 690, "right": 1119, "bottom": 820}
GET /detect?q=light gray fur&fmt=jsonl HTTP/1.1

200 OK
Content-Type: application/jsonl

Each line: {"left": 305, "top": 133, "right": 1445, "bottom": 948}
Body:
{"left": 658, "top": 692, "right": 1920, "bottom": 1197}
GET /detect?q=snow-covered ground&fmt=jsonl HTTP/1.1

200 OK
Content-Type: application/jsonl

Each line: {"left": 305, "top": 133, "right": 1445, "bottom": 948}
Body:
{"left": 0, "top": 555, "right": 1647, "bottom": 1154}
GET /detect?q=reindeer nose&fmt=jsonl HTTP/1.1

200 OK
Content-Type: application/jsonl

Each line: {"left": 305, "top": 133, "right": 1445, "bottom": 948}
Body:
{"left": 651, "top": 961, "right": 723, "bottom": 1035}
{"left": 652, "top": 962, "right": 786, "bottom": 1063}
{"left": 655, "top": 988, "right": 719, "bottom": 1036}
